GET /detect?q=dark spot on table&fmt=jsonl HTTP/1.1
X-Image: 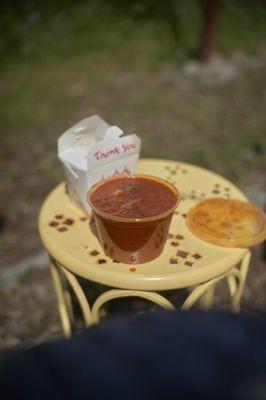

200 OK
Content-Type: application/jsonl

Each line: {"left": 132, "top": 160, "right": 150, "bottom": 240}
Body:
{"left": 113, "top": 260, "right": 120, "bottom": 263}
{"left": 212, "top": 190, "right": 220, "bottom": 194}
{"left": 192, "top": 253, "right": 202, "bottom": 259}
{"left": 169, "top": 258, "right": 178, "bottom": 264}
{"left": 49, "top": 221, "right": 59, "bottom": 227}
{"left": 182, "top": 214, "right": 187, "bottom": 218}
{"left": 98, "top": 259, "right": 106, "bottom": 264}
{"left": 130, "top": 267, "right": 136, "bottom": 272}
{"left": 190, "top": 195, "right": 196, "bottom": 199}
{"left": 55, "top": 214, "right": 63, "bottom": 220}
{"left": 176, "top": 250, "right": 188, "bottom": 258}
{"left": 185, "top": 261, "right": 193, "bottom": 267}
{"left": 175, "top": 234, "right": 184, "bottom": 240}
{"left": 80, "top": 216, "right": 88, "bottom": 222}
{"left": 181, "top": 169, "right": 187, "bottom": 174}
{"left": 171, "top": 170, "right": 176, "bottom": 175}
{"left": 168, "top": 233, "right": 174, "bottom": 239}
{"left": 171, "top": 241, "right": 179, "bottom": 247}
{"left": 63, "top": 218, "right": 74, "bottom": 226}
{"left": 174, "top": 211, "right": 179, "bottom": 215}
{"left": 225, "top": 187, "right": 230, "bottom": 191}
{"left": 58, "top": 226, "right": 68, "bottom": 232}
{"left": 90, "top": 250, "right": 100, "bottom": 256}
{"left": 214, "top": 184, "right": 220, "bottom": 188}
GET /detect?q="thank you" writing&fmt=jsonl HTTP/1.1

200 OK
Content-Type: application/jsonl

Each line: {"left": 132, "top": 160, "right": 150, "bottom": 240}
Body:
{"left": 94, "top": 143, "right": 136, "bottom": 160}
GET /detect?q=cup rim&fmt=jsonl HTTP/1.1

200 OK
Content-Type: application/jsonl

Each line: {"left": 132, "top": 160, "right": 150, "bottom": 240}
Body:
{"left": 87, "top": 173, "right": 180, "bottom": 223}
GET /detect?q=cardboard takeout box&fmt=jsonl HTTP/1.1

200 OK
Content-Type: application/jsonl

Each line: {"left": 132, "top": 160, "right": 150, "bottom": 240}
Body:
{"left": 58, "top": 115, "right": 141, "bottom": 213}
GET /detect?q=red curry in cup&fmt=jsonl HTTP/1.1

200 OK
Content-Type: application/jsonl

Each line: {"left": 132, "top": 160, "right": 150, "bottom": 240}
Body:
{"left": 88, "top": 174, "right": 180, "bottom": 264}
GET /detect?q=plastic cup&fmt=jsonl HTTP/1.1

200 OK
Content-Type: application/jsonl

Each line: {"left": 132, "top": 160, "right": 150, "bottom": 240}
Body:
{"left": 88, "top": 174, "right": 180, "bottom": 264}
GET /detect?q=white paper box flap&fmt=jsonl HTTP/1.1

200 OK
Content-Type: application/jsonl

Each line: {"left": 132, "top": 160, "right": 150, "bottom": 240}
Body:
{"left": 58, "top": 115, "right": 109, "bottom": 170}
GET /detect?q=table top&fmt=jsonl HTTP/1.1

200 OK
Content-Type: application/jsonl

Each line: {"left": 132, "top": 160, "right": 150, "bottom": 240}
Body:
{"left": 38, "top": 159, "right": 249, "bottom": 291}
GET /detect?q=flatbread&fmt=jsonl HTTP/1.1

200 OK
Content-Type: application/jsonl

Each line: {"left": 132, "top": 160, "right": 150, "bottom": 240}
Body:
{"left": 186, "top": 198, "right": 266, "bottom": 248}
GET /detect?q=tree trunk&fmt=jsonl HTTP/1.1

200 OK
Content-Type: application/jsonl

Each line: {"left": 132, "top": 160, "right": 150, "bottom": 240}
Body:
{"left": 199, "top": 0, "right": 220, "bottom": 63}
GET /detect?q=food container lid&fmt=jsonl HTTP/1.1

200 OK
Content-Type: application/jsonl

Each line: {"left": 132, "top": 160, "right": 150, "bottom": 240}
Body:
{"left": 186, "top": 198, "right": 266, "bottom": 248}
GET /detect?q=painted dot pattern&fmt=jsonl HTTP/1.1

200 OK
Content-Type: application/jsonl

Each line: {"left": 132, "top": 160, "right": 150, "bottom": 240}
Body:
{"left": 176, "top": 250, "right": 188, "bottom": 259}
{"left": 63, "top": 218, "right": 74, "bottom": 226}
{"left": 185, "top": 261, "right": 193, "bottom": 267}
{"left": 169, "top": 258, "right": 178, "bottom": 264}
{"left": 211, "top": 183, "right": 232, "bottom": 198}
{"left": 58, "top": 226, "right": 68, "bottom": 233}
{"left": 192, "top": 253, "right": 202, "bottom": 260}
{"left": 171, "top": 241, "right": 179, "bottom": 247}
{"left": 48, "top": 214, "right": 78, "bottom": 233}
{"left": 49, "top": 221, "right": 59, "bottom": 227}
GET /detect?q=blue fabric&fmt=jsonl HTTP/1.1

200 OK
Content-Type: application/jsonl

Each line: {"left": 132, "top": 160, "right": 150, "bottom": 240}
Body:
{"left": 1, "top": 310, "right": 266, "bottom": 399}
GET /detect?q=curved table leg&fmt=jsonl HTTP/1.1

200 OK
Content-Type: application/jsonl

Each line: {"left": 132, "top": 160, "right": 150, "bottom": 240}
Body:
{"left": 50, "top": 259, "right": 71, "bottom": 338}
{"left": 231, "top": 250, "right": 251, "bottom": 312}
{"left": 199, "top": 286, "right": 215, "bottom": 310}
{"left": 182, "top": 268, "right": 241, "bottom": 311}
{"left": 182, "top": 251, "right": 251, "bottom": 312}
{"left": 60, "top": 265, "right": 92, "bottom": 327}
{"left": 227, "top": 274, "right": 238, "bottom": 297}
{"left": 91, "top": 289, "right": 175, "bottom": 324}
{"left": 64, "top": 289, "right": 74, "bottom": 324}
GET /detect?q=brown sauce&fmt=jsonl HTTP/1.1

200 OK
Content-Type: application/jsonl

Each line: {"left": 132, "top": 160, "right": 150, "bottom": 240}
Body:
{"left": 90, "top": 176, "right": 177, "bottom": 219}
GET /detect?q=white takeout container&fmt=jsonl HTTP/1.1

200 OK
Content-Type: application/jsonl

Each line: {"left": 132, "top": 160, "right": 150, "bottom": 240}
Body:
{"left": 58, "top": 115, "right": 141, "bottom": 213}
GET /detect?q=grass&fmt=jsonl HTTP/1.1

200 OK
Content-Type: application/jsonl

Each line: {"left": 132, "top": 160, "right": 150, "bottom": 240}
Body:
{"left": 1, "top": 1, "right": 266, "bottom": 65}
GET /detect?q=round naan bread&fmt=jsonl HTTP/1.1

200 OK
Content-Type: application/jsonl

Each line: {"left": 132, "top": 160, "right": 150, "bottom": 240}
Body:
{"left": 186, "top": 198, "right": 266, "bottom": 248}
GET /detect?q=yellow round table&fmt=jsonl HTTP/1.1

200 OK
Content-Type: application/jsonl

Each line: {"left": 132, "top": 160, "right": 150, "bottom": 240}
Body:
{"left": 39, "top": 159, "right": 251, "bottom": 337}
